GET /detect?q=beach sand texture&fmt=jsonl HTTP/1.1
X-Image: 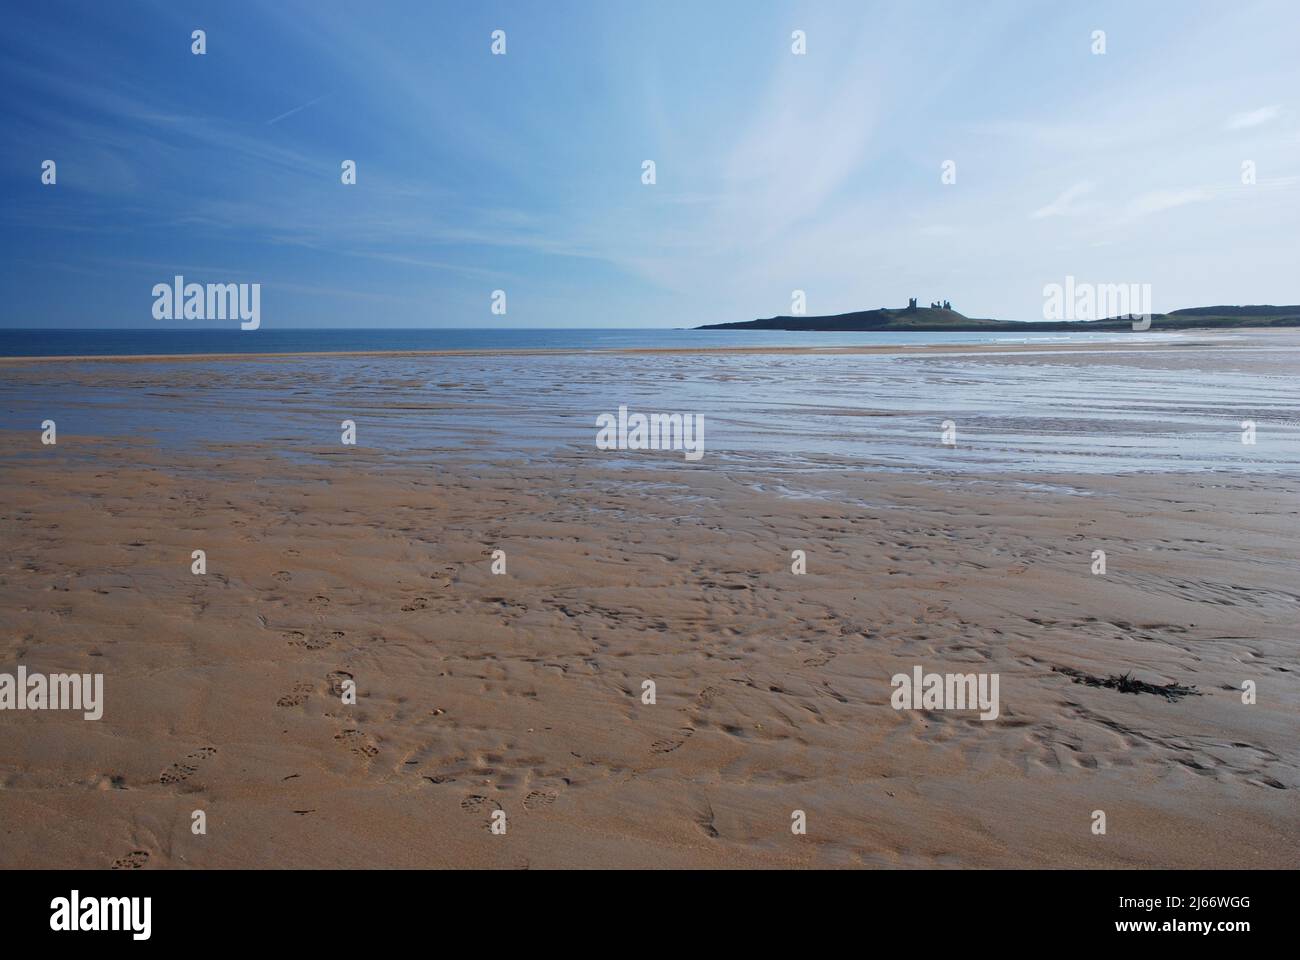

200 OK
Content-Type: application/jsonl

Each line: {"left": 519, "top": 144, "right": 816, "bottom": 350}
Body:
{"left": 1, "top": 339, "right": 1296, "bottom": 868}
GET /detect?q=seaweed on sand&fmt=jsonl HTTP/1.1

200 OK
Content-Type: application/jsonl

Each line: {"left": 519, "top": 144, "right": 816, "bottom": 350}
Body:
{"left": 1052, "top": 666, "right": 1200, "bottom": 702}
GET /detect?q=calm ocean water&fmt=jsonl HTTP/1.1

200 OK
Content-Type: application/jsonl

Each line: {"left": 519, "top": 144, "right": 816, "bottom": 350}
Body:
{"left": 0, "top": 327, "right": 1179, "bottom": 357}
{"left": 2, "top": 331, "right": 1296, "bottom": 476}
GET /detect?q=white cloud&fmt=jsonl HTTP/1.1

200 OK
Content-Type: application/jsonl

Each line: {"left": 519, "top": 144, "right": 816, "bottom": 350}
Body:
{"left": 1030, "top": 181, "right": 1095, "bottom": 219}
{"left": 1124, "top": 186, "right": 1215, "bottom": 220}
{"left": 1225, "top": 105, "right": 1281, "bottom": 130}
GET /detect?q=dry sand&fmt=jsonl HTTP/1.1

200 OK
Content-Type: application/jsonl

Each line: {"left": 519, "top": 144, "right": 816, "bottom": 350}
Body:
{"left": 0, "top": 343, "right": 1296, "bottom": 869}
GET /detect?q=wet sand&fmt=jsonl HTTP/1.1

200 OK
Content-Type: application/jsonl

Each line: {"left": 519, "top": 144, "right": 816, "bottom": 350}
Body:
{"left": 0, "top": 331, "right": 1271, "bottom": 365}
{"left": 0, "top": 341, "right": 1296, "bottom": 868}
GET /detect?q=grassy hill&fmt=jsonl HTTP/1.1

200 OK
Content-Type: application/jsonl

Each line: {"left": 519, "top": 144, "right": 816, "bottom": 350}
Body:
{"left": 698, "top": 305, "right": 1300, "bottom": 332}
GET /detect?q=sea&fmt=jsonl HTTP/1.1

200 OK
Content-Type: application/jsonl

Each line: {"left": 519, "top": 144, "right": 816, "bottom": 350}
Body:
{"left": 0, "top": 326, "right": 1177, "bottom": 357}
{"left": 2, "top": 327, "right": 1296, "bottom": 477}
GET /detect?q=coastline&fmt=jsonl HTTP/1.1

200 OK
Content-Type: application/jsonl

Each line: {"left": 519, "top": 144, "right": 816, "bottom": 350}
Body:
{"left": 0, "top": 326, "right": 1286, "bottom": 365}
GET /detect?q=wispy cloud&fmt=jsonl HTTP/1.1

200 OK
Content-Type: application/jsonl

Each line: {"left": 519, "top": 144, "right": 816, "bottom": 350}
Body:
{"left": 1119, "top": 175, "right": 1300, "bottom": 223}
{"left": 1124, "top": 186, "right": 1215, "bottom": 220}
{"left": 1225, "top": 105, "right": 1281, "bottom": 130}
{"left": 1030, "top": 181, "right": 1095, "bottom": 219}
{"left": 266, "top": 93, "right": 329, "bottom": 126}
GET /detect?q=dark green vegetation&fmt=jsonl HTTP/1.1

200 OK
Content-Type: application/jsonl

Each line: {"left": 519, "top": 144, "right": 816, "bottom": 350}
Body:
{"left": 698, "top": 304, "right": 1300, "bottom": 332}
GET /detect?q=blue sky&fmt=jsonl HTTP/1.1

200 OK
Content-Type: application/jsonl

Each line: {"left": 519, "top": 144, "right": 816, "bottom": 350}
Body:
{"left": 2, "top": 0, "right": 1297, "bottom": 328}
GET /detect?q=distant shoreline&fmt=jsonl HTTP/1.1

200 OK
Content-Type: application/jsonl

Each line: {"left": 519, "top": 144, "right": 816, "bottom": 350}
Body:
{"left": 699, "top": 305, "right": 1300, "bottom": 333}
{"left": 0, "top": 330, "right": 1280, "bottom": 364}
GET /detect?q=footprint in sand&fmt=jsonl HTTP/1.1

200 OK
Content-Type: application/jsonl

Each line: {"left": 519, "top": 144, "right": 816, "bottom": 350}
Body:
{"left": 285, "top": 630, "right": 334, "bottom": 650}
{"left": 651, "top": 728, "right": 695, "bottom": 754}
{"left": 428, "top": 566, "right": 456, "bottom": 588}
{"left": 334, "top": 729, "right": 378, "bottom": 758}
{"left": 401, "top": 596, "right": 430, "bottom": 612}
{"left": 277, "top": 682, "right": 313, "bottom": 708}
{"left": 326, "top": 670, "right": 353, "bottom": 697}
{"left": 695, "top": 685, "right": 723, "bottom": 708}
{"left": 460, "top": 794, "right": 502, "bottom": 813}
{"left": 160, "top": 747, "right": 216, "bottom": 785}
{"left": 112, "top": 850, "right": 150, "bottom": 869}
{"left": 523, "top": 790, "right": 557, "bottom": 810}
{"left": 272, "top": 571, "right": 293, "bottom": 583}
{"left": 307, "top": 595, "right": 330, "bottom": 606}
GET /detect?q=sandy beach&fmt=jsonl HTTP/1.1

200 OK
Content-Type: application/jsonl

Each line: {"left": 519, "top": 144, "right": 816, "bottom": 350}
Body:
{"left": 1, "top": 336, "right": 1296, "bottom": 869}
